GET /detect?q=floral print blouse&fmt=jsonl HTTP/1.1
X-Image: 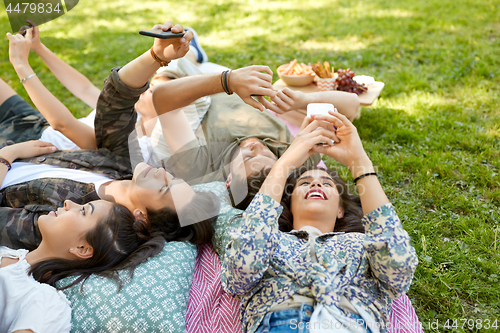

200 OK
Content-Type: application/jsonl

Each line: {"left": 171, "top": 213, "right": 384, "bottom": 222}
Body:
{"left": 221, "top": 193, "right": 418, "bottom": 333}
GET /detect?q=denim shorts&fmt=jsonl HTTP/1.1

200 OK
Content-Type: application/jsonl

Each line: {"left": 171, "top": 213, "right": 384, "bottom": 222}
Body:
{"left": 255, "top": 304, "right": 373, "bottom": 333}
{"left": 255, "top": 303, "right": 314, "bottom": 333}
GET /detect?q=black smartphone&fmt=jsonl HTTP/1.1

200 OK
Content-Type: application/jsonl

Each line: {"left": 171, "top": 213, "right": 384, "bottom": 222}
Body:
{"left": 139, "top": 29, "right": 185, "bottom": 39}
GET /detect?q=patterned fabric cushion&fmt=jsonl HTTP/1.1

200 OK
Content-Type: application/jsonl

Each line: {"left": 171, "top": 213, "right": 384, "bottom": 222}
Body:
{"left": 194, "top": 181, "right": 244, "bottom": 262}
{"left": 57, "top": 241, "right": 197, "bottom": 333}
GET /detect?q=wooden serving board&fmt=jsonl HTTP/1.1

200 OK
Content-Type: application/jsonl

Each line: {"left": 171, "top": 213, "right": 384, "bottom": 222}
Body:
{"left": 272, "top": 79, "right": 385, "bottom": 106}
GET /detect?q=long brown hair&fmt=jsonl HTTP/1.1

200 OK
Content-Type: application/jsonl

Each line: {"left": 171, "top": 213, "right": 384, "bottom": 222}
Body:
{"left": 278, "top": 166, "right": 365, "bottom": 233}
{"left": 30, "top": 202, "right": 165, "bottom": 290}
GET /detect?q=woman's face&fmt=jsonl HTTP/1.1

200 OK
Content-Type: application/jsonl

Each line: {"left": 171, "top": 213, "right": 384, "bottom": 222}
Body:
{"left": 290, "top": 169, "right": 342, "bottom": 232}
{"left": 38, "top": 200, "right": 113, "bottom": 257}
{"left": 131, "top": 162, "right": 195, "bottom": 214}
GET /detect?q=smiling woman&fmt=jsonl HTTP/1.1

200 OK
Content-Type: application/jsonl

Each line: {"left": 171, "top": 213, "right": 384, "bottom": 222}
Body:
{"left": 222, "top": 112, "right": 418, "bottom": 333}
{"left": 0, "top": 198, "right": 165, "bottom": 333}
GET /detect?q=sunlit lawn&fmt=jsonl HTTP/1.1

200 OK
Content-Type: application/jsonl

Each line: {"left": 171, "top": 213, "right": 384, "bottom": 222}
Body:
{"left": 1, "top": 0, "right": 499, "bottom": 331}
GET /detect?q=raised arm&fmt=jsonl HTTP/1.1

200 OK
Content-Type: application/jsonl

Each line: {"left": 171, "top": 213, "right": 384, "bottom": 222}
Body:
{"left": 28, "top": 22, "right": 100, "bottom": 109}
{"left": 257, "top": 87, "right": 360, "bottom": 121}
{"left": 94, "top": 22, "right": 192, "bottom": 159}
{"left": 117, "top": 22, "right": 192, "bottom": 88}
{"left": 311, "top": 111, "right": 389, "bottom": 214}
{"left": 152, "top": 65, "right": 277, "bottom": 154}
{"left": 152, "top": 65, "right": 277, "bottom": 114}
{"left": 6, "top": 29, "right": 97, "bottom": 150}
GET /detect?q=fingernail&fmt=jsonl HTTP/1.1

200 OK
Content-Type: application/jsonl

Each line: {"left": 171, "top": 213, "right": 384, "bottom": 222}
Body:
{"left": 180, "top": 38, "right": 186, "bottom": 43}
{"left": 52, "top": 147, "right": 57, "bottom": 151}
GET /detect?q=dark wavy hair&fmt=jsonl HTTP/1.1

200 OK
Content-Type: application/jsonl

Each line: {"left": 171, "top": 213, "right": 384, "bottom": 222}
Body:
{"left": 30, "top": 202, "right": 165, "bottom": 290}
{"left": 228, "top": 167, "right": 272, "bottom": 210}
{"left": 278, "top": 166, "right": 365, "bottom": 233}
{"left": 146, "top": 191, "right": 220, "bottom": 245}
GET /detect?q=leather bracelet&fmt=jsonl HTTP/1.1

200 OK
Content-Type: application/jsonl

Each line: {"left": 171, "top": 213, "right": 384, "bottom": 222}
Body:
{"left": 220, "top": 71, "right": 226, "bottom": 93}
{"left": 226, "top": 70, "right": 233, "bottom": 94}
{"left": 150, "top": 47, "right": 171, "bottom": 67}
{"left": 0, "top": 156, "right": 12, "bottom": 171}
{"left": 221, "top": 70, "right": 233, "bottom": 95}
{"left": 353, "top": 172, "right": 377, "bottom": 185}
{"left": 20, "top": 73, "right": 37, "bottom": 83}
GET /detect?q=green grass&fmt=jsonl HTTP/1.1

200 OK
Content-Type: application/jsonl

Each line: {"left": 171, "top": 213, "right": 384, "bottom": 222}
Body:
{"left": 1, "top": 0, "right": 499, "bottom": 331}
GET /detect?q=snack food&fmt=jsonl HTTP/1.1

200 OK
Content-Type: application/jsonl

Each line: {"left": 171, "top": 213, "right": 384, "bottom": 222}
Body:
{"left": 311, "top": 61, "right": 368, "bottom": 95}
{"left": 278, "top": 59, "right": 314, "bottom": 76}
{"left": 335, "top": 68, "right": 368, "bottom": 95}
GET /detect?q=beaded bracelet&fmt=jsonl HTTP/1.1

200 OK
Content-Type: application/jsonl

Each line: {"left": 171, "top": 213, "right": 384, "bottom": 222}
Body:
{"left": 353, "top": 172, "right": 378, "bottom": 185}
{"left": 0, "top": 156, "right": 12, "bottom": 171}
{"left": 20, "top": 73, "right": 37, "bottom": 83}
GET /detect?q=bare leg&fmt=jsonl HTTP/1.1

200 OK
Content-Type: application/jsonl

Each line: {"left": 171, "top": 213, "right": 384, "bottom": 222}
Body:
{"left": 0, "top": 78, "right": 17, "bottom": 106}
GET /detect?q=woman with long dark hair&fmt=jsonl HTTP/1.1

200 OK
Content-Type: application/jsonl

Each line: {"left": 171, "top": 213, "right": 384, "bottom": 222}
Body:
{"left": 0, "top": 197, "right": 164, "bottom": 332}
{"left": 222, "top": 112, "right": 418, "bottom": 333}
{"left": 0, "top": 22, "right": 219, "bottom": 251}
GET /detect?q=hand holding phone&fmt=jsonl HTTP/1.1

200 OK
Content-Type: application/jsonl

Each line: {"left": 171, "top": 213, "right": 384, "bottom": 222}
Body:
{"left": 307, "top": 103, "right": 338, "bottom": 146}
{"left": 139, "top": 29, "right": 185, "bottom": 39}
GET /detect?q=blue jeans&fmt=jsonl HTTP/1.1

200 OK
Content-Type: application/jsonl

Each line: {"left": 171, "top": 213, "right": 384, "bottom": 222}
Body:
{"left": 255, "top": 304, "right": 314, "bottom": 333}
{"left": 255, "top": 304, "right": 374, "bottom": 333}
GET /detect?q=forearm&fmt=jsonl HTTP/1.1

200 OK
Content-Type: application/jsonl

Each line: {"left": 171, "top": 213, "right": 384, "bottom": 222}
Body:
{"left": 349, "top": 156, "right": 390, "bottom": 215}
{"left": 12, "top": 64, "right": 97, "bottom": 150}
{"left": 222, "top": 193, "right": 282, "bottom": 295}
{"left": 157, "top": 109, "right": 197, "bottom": 154}
{"left": 13, "top": 63, "right": 68, "bottom": 128}
{"left": 0, "top": 148, "right": 16, "bottom": 186}
{"left": 258, "top": 160, "right": 294, "bottom": 203}
{"left": 117, "top": 50, "right": 161, "bottom": 88}
{"left": 363, "top": 204, "right": 418, "bottom": 297}
{"left": 153, "top": 73, "right": 223, "bottom": 115}
{"left": 34, "top": 43, "right": 100, "bottom": 109}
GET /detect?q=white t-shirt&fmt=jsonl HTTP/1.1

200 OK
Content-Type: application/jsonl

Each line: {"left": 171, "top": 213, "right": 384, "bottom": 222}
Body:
{"left": 0, "top": 246, "right": 72, "bottom": 333}
{"left": 39, "top": 109, "right": 96, "bottom": 150}
{"left": 0, "top": 162, "right": 113, "bottom": 191}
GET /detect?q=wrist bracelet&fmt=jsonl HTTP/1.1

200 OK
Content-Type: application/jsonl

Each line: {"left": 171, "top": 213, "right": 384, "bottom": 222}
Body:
{"left": 353, "top": 172, "right": 377, "bottom": 185}
{"left": 150, "top": 47, "right": 171, "bottom": 67}
{"left": 20, "top": 73, "right": 37, "bottom": 83}
{"left": 226, "top": 69, "right": 233, "bottom": 94}
{"left": 0, "top": 156, "right": 12, "bottom": 171}
{"left": 221, "top": 70, "right": 233, "bottom": 95}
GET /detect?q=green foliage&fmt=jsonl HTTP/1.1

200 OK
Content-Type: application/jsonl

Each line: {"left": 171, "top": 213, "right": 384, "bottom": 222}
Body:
{"left": 1, "top": 0, "right": 499, "bottom": 329}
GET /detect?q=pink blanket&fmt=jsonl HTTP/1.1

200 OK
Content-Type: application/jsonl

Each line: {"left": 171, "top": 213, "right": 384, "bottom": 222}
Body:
{"left": 187, "top": 244, "right": 422, "bottom": 333}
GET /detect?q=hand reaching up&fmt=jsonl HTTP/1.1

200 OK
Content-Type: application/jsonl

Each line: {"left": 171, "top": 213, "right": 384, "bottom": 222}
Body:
{"left": 311, "top": 111, "right": 370, "bottom": 169}
{"left": 257, "top": 88, "right": 307, "bottom": 114}
{"left": 151, "top": 22, "right": 193, "bottom": 63}
{"left": 230, "top": 65, "right": 276, "bottom": 111}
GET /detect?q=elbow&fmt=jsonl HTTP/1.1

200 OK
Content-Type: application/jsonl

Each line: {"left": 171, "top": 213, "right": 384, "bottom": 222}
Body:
{"left": 50, "top": 121, "right": 67, "bottom": 133}
{"left": 152, "top": 85, "right": 172, "bottom": 115}
{"left": 346, "top": 93, "right": 360, "bottom": 121}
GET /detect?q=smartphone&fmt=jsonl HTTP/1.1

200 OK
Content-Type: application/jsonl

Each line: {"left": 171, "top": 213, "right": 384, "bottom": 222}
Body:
{"left": 306, "top": 103, "right": 336, "bottom": 117}
{"left": 307, "top": 103, "right": 337, "bottom": 146}
{"left": 139, "top": 29, "right": 185, "bottom": 39}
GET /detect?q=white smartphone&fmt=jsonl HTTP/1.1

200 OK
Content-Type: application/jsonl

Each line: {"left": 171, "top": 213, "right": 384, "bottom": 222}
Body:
{"left": 306, "top": 103, "right": 337, "bottom": 146}
{"left": 307, "top": 103, "right": 336, "bottom": 117}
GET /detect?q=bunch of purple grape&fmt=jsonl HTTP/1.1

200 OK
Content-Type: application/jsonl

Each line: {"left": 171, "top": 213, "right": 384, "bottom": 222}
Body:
{"left": 335, "top": 68, "right": 368, "bottom": 95}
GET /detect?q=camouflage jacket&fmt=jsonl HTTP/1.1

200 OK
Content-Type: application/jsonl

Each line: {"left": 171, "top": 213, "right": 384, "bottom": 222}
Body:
{"left": 0, "top": 67, "right": 148, "bottom": 250}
